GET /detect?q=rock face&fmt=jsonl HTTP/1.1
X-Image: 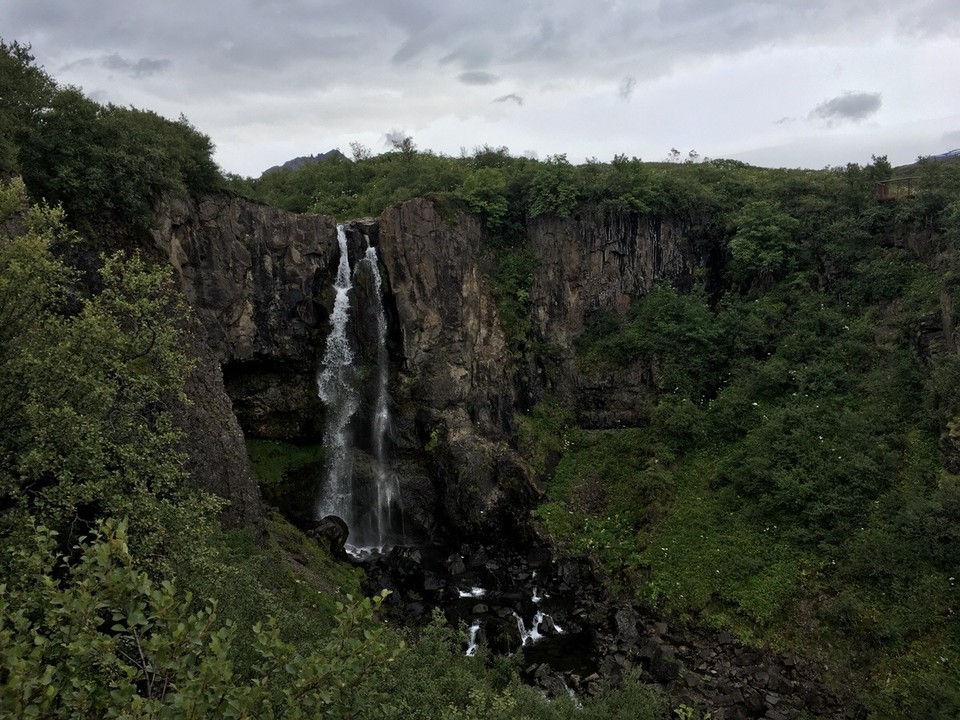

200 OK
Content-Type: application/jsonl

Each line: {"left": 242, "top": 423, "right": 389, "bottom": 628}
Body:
{"left": 170, "top": 316, "right": 264, "bottom": 530}
{"left": 527, "top": 211, "right": 697, "bottom": 427}
{"left": 377, "top": 199, "right": 518, "bottom": 441}
{"left": 153, "top": 192, "right": 344, "bottom": 438}
{"left": 376, "top": 199, "right": 539, "bottom": 541}
{"left": 151, "top": 193, "right": 346, "bottom": 530}
{"left": 150, "top": 192, "right": 706, "bottom": 544}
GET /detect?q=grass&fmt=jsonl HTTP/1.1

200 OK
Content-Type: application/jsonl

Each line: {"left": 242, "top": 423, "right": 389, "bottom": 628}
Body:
{"left": 635, "top": 456, "right": 803, "bottom": 637}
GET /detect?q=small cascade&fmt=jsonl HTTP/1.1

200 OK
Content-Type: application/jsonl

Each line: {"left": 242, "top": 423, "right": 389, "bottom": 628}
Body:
{"left": 316, "top": 224, "right": 403, "bottom": 553}
{"left": 514, "top": 587, "right": 563, "bottom": 647}
{"left": 465, "top": 620, "right": 482, "bottom": 657}
{"left": 458, "top": 586, "right": 487, "bottom": 599}
{"left": 316, "top": 225, "right": 359, "bottom": 524}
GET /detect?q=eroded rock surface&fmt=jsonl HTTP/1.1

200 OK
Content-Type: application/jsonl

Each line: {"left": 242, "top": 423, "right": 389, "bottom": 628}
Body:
{"left": 376, "top": 199, "right": 539, "bottom": 542}
{"left": 528, "top": 212, "right": 697, "bottom": 427}
{"left": 153, "top": 192, "right": 344, "bottom": 438}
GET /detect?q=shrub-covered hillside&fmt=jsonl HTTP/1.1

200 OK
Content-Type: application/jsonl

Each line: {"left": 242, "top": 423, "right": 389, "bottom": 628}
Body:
{"left": 1, "top": 40, "right": 674, "bottom": 720}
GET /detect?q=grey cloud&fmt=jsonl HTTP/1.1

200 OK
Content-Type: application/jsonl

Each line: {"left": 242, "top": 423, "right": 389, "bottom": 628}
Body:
{"left": 810, "top": 91, "right": 882, "bottom": 124}
{"left": 493, "top": 93, "right": 523, "bottom": 106}
{"left": 459, "top": 71, "right": 499, "bottom": 85}
{"left": 619, "top": 76, "right": 636, "bottom": 101}
{"left": 391, "top": 39, "right": 424, "bottom": 64}
{"left": 439, "top": 45, "right": 494, "bottom": 69}
{"left": 61, "top": 53, "right": 170, "bottom": 78}
{"left": 102, "top": 54, "right": 170, "bottom": 78}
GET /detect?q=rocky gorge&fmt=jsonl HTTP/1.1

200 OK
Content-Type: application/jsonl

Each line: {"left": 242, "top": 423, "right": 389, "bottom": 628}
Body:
{"left": 150, "top": 191, "right": 860, "bottom": 718}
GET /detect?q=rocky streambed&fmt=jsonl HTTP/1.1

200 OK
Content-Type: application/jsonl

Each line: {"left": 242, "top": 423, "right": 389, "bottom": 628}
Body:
{"left": 348, "top": 538, "right": 861, "bottom": 720}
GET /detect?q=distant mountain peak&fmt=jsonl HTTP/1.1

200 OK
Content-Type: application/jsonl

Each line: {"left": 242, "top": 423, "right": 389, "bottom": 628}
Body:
{"left": 262, "top": 148, "right": 349, "bottom": 175}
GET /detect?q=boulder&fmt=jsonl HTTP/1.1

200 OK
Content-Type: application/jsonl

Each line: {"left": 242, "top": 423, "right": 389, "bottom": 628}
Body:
{"left": 306, "top": 515, "right": 349, "bottom": 558}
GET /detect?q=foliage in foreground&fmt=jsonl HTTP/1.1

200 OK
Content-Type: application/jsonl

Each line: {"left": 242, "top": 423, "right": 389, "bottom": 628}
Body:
{"left": 0, "top": 519, "right": 399, "bottom": 720}
{"left": 1, "top": 517, "right": 671, "bottom": 720}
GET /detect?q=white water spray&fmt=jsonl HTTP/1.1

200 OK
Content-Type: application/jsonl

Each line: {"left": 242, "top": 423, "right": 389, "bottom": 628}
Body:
{"left": 514, "top": 587, "right": 563, "bottom": 647}
{"left": 316, "top": 225, "right": 403, "bottom": 552}
{"left": 316, "top": 225, "right": 358, "bottom": 523}
{"left": 354, "top": 240, "right": 403, "bottom": 549}
{"left": 465, "top": 620, "right": 482, "bottom": 656}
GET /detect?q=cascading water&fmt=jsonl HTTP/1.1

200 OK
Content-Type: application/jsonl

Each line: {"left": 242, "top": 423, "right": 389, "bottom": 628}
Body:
{"left": 316, "top": 225, "right": 359, "bottom": 526}
{"left": 316, "top": 224, "right": 403, "bottom": 553}
{"left": 353, "top": 239, "right": 404, "bottom": 549}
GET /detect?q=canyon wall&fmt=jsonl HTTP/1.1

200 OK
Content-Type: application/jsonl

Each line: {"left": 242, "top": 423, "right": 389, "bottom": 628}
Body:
{"left": 527, "top": 212, "right": 698, "bottom": 426}
{"left": 151, "top": 193, "right": 701, "bottom": 539}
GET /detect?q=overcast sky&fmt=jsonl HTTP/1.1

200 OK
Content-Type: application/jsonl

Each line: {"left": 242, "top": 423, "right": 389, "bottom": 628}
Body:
{"left": 4, "top": 1, "right": 959, "bottom": 177}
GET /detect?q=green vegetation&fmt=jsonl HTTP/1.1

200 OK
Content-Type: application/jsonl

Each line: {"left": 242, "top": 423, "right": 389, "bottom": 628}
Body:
{"left": 246, "top": 439, "right": 326, "bottom": 520}
{"left": 530, "top": 158, "right": 960, "bottom": 717}
{"left": 1, "top": 40, "right": 221, "bottom": 240}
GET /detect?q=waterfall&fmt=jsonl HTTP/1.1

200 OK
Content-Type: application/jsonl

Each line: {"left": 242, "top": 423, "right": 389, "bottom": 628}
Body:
{"left": 316, "top": 224, "right": 402, "bottom": 553}
{"left": 355, "top": 239, "right": 404, "bottom": 549}
{"left": 316, "top": 225, "right": 359, "bottom": 525}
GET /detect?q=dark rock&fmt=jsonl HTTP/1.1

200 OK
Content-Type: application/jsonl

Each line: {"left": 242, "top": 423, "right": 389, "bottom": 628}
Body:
{"left": 171, "top": 316, "right": 263, "bottom": 530}
{"left": 743, "top": 688, "right": 766, "bottom": 714}
{"left": 154, "top": 193, "right": 338, "bottom": 439}
{"left": 306, "top": 515, "right": 348, "bottom": 559}
{"left": 537, "top": 615, "right": 560, "bottom": 636}
{"left": 537, "top": 672, "right": 569, "bottom": 698}
{"left": 614, "top": 607, "right": 640, "bottom": 645}
{"left": 446, "top": 554, "right": 467, "bottom": 576}
{"left": 527, "top": 546, "right": 552, "bottom": 568}
{"left": 467, "top": 549, "right": 490, "bottom": 568}
{"left": 423, "top": 574, "right": 447, "bottom": 592}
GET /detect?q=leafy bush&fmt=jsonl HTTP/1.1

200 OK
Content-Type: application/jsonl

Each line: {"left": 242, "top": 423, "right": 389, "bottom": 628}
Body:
{"left": 2, "top": 42, "right": 221, "bottom": 240}
{"left": 527, "top": 154, "right": 580, "bottom": 218}
{"left": 0, "top": 519, "right": 399, "bottom": 720}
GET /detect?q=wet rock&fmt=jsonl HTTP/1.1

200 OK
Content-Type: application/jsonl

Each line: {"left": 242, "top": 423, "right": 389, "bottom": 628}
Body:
{"left": 537, "top": 615, "right": 560, "bottom": 637}
{"left": 538, "top": 672, "right": 570, "bottom": 698}
{"left": 613, "top": 607, "right": 640, "bottom": 645}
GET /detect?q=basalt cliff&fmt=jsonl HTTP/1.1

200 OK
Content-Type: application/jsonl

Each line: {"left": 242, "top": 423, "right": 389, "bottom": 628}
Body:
{"left": 151, "top": 193, "right": 699, "bottom": 542}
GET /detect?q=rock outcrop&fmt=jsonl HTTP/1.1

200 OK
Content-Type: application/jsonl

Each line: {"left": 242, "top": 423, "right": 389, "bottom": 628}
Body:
{"left": 151, "top": 193, "right": 346, "bottom": 529}
{"left": 153, "top": 192, "right": 344, "bottom": 438}
{"left": 527, "top": 211, "right": 697, "bottom": 427}
{"left": 150, "top": 193, "right": 702, "bottom": 541}
{"left": 377, "top": 199, "right": 518, "bottom": 441}
{"left": 376, "top": 199, "right": 539, "bottom": 542}
{"left": 171, "top": 316, "right": 264, "bottom": 530}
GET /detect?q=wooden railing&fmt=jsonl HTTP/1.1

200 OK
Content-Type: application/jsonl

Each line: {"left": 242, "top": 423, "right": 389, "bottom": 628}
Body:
{"left": 875, "top": 176, "right": 918, "bottom": 201}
